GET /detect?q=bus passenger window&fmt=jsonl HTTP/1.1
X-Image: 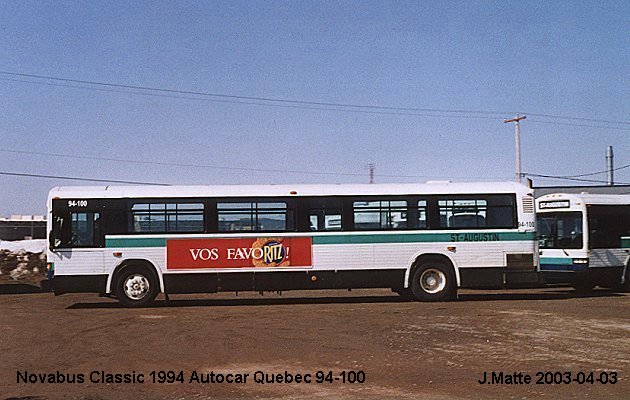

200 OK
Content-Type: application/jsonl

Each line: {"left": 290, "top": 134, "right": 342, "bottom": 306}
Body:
{"left": 353, "top": 200, "right": 407, "bottom": 230}
{"left": 70, "top": 212, "right": 101, "bottom": 247}
{"left": 308, "top": 198, "right": 342, "bottom": 231}
{"left": 130, "top": 202, "right": 204, "bottom": 233}
{"left": 439, "top": 199, "right": 487, "bottom": 228}
{"left": 217, "top": 201, "right": 294, "bottom": 232}
{"left": 438, "top": 195, "right": 515, "bottom": 229}
{"left": 588, "top": 205, "right": 630, "bottom": 249}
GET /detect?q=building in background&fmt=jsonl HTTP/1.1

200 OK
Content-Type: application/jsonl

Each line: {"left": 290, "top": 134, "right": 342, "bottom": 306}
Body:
{"left": 0, "top": 215, "right": 46, "bottom": 240}
{"left": 534, "top": 185, "right": 630, "bottom": 198}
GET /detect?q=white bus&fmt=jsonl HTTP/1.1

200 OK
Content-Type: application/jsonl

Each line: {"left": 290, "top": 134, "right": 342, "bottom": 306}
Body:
{"left": 536, "top": 193, "right": 630, "bottom": 291}
{"left": 47, "top": 182, "right": 538, "bottom": 307}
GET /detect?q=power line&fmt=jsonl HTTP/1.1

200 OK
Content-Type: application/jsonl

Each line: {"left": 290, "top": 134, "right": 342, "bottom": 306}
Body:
{"left": 0, "top": 71, "right": 509, "bottom": 116}
{"left": 0, "top": 77, "right": 502, "bottom": 121}
{"left": 3, "top": 167, "right": 625, "bottom": 188}
{"left": 0, "top": 171, "right": 170, "bottom": 186}
{"left": 524, "top": 112, "right": 630, "bottom": 126}
{"left": 524, "top": 172, "right": 630, "bottom": 185}
{"left": 3, "top": 76, "right": 627, "bottom": 131}
{"left": 526, "top": 120, "right": 630, "bottom": 131}
{"left": 560, "top": 163, "right": 630, "bottom": 178}
{"left": 0, "top": 149, "right": 511, "bottom": 180}
{"left": 0, "top": 148, "right": 365, "bottom": 177}
{"left": 1, "top": 71, "right": 628, "bottom": 126}
{"left": 12, "top": 168, "right": 624, "bottom": 189}
{"left": 525, "top": 162, "right": 630, "bottom": 181}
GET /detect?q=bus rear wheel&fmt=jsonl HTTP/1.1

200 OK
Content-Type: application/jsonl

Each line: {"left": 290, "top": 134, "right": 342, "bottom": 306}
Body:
{"left": 410, "top": 261, "right": 457, "bottom": 301}
{"left": 115, "top": 266, "right": 159, "bottom": 308}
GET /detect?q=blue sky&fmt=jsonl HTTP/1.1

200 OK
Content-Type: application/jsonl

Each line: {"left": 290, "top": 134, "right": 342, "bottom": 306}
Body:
{"left": 0, "top": 1, "right": 628, "bottom": 215}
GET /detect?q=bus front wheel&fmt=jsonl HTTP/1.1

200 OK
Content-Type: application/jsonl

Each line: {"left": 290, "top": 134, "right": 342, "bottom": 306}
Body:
{"left": 115, "top": 266, "right": 159, "bottom": 307}
{"left": 410, "top": 261, "right": 457, "bottom": 302}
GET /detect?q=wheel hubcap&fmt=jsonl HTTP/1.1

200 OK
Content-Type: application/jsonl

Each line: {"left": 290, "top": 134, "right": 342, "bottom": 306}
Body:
{"left": 124, "top": 274, "right": 150, "bottom": 300}
{"left": 420, "top": 268, "right": 446, "bottom": 294}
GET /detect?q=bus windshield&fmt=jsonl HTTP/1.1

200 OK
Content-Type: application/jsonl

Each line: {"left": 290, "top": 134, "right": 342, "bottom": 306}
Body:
{"left": 537, "top": 212, "right": 583, "bottom": 249}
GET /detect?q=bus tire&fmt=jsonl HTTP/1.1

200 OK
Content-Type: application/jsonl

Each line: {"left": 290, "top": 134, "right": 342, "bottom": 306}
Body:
{"left": 115, "top": 265, "right": 159, "bottom": 308}
{"left": 410, "top": 261, "right": 457, "bottom": 302}
{"left": 394, "top": 288, "right": 415, "bottom": 301}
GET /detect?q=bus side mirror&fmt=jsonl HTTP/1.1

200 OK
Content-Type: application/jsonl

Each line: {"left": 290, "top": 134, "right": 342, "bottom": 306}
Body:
{"left": 49, "top": 223, "right": 62, "bottom": 251}
{"left": 49, "top": 232, "right": 55, "bottom": 251}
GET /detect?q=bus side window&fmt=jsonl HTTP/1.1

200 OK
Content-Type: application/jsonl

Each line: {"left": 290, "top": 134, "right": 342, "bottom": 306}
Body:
{"left": 438, "top": 199, "right": 487, "bottom": 228}
{"left": 69, "top": 212, "right": 101, "bottom": 247}
{"left": 437, "top": 195, "right": 515, "bottom": 229}
{"left": 352, "top": 200, "right": 408, "bottom": 230}
{"left": 308, "top": 198, "right": 342, "bottom": 231}
{"left": 588, "top": 205, "right": 630, "bottom": 248}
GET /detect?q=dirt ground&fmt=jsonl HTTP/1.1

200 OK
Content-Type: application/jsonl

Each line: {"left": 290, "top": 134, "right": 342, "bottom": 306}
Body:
{"left": 0, "top": 285, "right": 628, "bottom": 400}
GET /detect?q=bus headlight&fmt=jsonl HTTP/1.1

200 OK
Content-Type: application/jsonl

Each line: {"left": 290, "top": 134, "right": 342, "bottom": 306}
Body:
{"left": 572, "top": 258, "right": 588, "bottom": 264}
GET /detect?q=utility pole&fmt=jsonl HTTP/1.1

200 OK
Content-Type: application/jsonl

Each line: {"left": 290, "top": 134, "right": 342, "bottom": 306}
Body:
{"left": 368, "top": 163, "right": 375, "bottom": 184}
{"left": 504, "top": 114, "right": 526, "bottom": 183}
{"left": 606, "top": 145, "right": 614, "bottom": 186}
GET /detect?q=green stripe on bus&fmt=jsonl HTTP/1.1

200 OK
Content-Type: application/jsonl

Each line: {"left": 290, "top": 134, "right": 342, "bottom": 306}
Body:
{"left": 622, "top": 237, "right": 630, "bottom": 249}
{"left": 106, "top": 231, "right": 535, "bottom": 248}
{"left": 106, "top": 238, "right": 167, "bottom": 247}
{"left": 539, "top": 257, "right": 573, "bottom": 266}
{"left": 312, "top": 231, "right": 534, "bottom": 245}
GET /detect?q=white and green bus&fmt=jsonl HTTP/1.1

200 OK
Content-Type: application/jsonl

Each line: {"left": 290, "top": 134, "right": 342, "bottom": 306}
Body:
{"left": 47, "top": 182, "right": 538, "bottom": 307}
{"left": 536, "top": 193, "right": 630, "bottom": 291}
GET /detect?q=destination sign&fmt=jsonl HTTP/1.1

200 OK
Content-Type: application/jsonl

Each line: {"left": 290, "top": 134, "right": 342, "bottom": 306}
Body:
{"left": 539, "top": 200, "right": 570, "bottom": 209}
